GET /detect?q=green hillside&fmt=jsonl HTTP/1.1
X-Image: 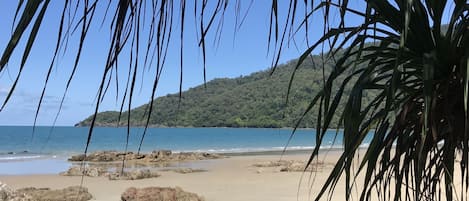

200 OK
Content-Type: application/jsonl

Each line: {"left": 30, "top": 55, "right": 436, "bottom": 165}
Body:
{"left": 77, "top": 54, "right": 375, "bottom": 128}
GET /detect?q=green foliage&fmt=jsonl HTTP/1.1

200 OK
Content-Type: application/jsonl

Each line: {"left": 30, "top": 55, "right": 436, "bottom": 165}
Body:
{"left": 302, "top": 1, "right": 469, "bottom": 201}
{"left": 77, "top": 55, "right": 374, "bottom": 128}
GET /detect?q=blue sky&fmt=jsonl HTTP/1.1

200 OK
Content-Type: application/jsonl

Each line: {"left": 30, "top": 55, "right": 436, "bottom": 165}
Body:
{"left": 0, "top": 1, "right": 365, "bottom": 126}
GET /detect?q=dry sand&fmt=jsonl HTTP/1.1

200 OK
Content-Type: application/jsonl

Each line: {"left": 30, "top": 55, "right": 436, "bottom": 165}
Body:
{"left": 0, "top": 152, "right": 356, "bottom": 201}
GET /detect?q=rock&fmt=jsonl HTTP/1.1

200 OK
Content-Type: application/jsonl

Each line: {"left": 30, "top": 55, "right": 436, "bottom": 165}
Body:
{"left": 68, "top": 150, "right": 224, "bottom": 163}
{"left": 1, "top": 182, "right": 16, "bottom": 201}
{"left": 88, "top": 151, "right": 120, "bottom": 162}
{"left": 0, "top": 182, "right": 91, "bottom": 201}
{"left": 256, "top": 168, "right": 264, "bottom": 174}
{"left": 87, "top": 167, "right": 102, "bottom": 177}
{"left": 1, "top": 181, "right": 32, "bottom": 201}
{"left": 252, "top": 160, "right": 293, "bottom": 168}
{"left": 109, "top": 169, "right": 160, "bottom": 180}
{"left": 171, "top": 168, "right": 206, "bottom": 174}
{"left": 155, "top": 150, "right": 172, "bottom": 158}
{"left": 69, "top": 154, "right": 86, "bottom": 161}
{"left": 59, "top": 166, "right": 82, "bottom": 176}
{"left": 253, "top": 160, "right": 325, "bottom": 172}
{"left": 147, "top": 150, "right": 171, "bottom": 161}
{"left": 16, "top": 186, "right": 92, "bottom": 201}
{"left": 59, "top": 166, "right": 107, "bottom": 177}
{"left": 121, "top": 186, "right": 204, "bottom": 201}
{"left": 175, "top": 152, "right": 222, "bottom": 161}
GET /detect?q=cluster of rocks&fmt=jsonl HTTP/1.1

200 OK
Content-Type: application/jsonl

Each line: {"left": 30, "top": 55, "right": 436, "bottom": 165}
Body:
{"left": 60, "top": 166, "right": 160, "bottom": 180}
{"left": 253, "top": 160, "right": 326, "bottom": 172}
{"left": 59, "top": 166, "right": 108, "bottom": 177}
{"left": 0, "top": 182, "right": 92, "bottom": 201}
{"left": 69, "top": 150, "right": 223, "bottom": 163}
{"left": 121, "top": 187, "right": 204, "bottom": 201}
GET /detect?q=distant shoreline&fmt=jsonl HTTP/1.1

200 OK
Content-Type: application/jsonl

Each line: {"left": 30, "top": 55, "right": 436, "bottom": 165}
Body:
{"left": 73, "top": 125, "right": 344, "bottom": 130}
{"left": 0, "top": 124, "right": 345, "bottom": 131}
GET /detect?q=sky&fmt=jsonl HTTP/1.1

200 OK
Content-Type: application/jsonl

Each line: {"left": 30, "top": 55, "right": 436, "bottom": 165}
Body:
{"left": 0, "top": 1, "right": 364, "bottom": 126}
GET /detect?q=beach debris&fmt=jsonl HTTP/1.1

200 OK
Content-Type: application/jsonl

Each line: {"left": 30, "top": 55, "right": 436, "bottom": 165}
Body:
{"left": 1, "top": 182, "right": 92, "bottom": 201}
{"left": 68, "top": 150, "right": 224, "bottom": 163}
{"left": 59, "top": 166, "right": 108, "bottom": 177}
{"left": 252, "top": 160, "right": 326, "bottom": 172}
{"left": 121, "top": 186, "right": 204, "bottom": 201}
{"left": 108, "top": 169, "right": 160, "bottom": 180}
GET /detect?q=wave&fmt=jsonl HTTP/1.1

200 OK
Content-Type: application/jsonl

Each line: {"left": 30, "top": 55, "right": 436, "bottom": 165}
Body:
{"left": 0, "top": 155, "right": 44, "bottom": 161}
{"left": 172, "top": 144, "right": 355, "bottom": 154}
{"left": 0, "top": 151, "right": 61, "bottom": 162}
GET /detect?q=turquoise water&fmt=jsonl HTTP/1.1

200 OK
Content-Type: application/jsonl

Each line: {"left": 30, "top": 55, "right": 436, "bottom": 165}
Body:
{"left": 0, "top": 126, "right": 370, "bottom": 174}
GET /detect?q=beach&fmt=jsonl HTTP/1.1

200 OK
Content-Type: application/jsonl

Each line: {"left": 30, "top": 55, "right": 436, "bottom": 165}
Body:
{"left": 0, "top": 127, "right": 363, "bottom": 201}
{"left": 0, "top": 151, "right": 347, "bottom": 201}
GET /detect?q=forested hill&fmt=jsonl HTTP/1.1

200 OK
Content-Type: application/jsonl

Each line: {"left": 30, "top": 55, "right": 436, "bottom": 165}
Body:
{"left": 77, "top": 54, "right": 375, "bottom": 128}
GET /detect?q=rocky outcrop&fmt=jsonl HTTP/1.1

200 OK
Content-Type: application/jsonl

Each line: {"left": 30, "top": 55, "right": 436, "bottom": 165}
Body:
{"left": 252, "top": 160, "right": 326, "bottom": 172}
{"left": 0, "top": 182, "right": 92, "bottom": 201}
{"left": 59, "top": 166, "right": 108, "bottom": 177}
{"left": 60, "top": 166, "right": 160, "bottom": 180}
{"left": 68, "top": 151, "right": 145, "bottom": 162}
{"left": 121, "top": 187, "right": 204, "bottom": 201}
{"left": 68, "top": 150, "right": 223, "bottom": 163}
{"left": 109, "top": 169, "right": 160, "bottom": 180}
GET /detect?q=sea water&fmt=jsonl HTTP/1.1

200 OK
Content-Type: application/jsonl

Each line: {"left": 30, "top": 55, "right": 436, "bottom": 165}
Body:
{"left": 0, "top": 126, "right": 371, "bottom": 174}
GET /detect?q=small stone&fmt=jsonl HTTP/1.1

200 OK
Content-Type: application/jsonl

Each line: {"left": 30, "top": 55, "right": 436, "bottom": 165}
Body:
{"left": 256, "top": 168, "right": 264, "bottom": 174}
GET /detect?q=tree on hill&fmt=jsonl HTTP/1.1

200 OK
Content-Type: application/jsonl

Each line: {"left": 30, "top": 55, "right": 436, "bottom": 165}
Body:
{"left": 77, "top": 56, "right": 366, "bottom": 128}
{"left": 1, "top": 1, "right": 468, "bottom": 201}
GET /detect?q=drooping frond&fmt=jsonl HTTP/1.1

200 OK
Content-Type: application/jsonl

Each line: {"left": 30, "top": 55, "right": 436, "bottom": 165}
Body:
{"left": 1, "top": 1, "right": 468, "bottom": 201}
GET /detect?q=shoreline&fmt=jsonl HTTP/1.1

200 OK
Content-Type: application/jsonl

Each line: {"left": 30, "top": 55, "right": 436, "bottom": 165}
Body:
{"left": 0, "top": 153, "right": 344, "bottom": 201}
{"left": 0, "top": 148, "right": 346, "bottom": 175}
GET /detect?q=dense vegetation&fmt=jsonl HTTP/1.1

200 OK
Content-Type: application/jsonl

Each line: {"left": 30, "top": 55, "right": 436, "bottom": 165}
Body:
{"left": 77, "top": 54, "right": 376, "bottom": 128}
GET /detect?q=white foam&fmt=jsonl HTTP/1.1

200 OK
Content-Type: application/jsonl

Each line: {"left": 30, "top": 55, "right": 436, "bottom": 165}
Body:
{"left": 0, "top": 155, "right": 43, "bottom": 161}
{"left": 172, "top": 145, "right": 335, "bottom": 154}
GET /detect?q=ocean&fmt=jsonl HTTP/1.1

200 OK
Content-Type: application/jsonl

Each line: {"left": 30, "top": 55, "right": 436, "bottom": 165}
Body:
{"left": 0, "top": 126, "right": 371, "bottom": 175}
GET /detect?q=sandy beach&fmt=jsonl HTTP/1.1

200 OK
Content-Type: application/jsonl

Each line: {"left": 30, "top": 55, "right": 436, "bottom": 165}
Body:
{"left": 0, "top": 152, "right": 350, "bottom": 201}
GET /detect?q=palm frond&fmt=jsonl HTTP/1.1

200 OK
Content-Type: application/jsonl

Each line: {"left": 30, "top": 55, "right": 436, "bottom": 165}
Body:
{"left": 0, "top": 1, "right": 468, "bottom": 201}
